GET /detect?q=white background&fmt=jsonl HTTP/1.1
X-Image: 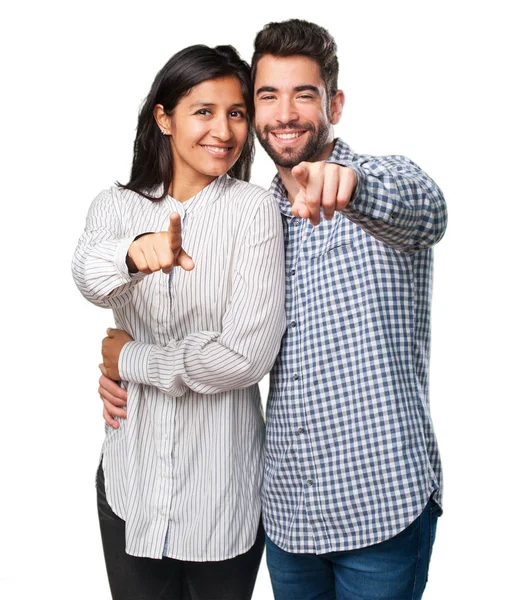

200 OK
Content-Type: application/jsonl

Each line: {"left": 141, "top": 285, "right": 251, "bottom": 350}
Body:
{"left": 1, "top": 1, "right": 522, "bottom": 598}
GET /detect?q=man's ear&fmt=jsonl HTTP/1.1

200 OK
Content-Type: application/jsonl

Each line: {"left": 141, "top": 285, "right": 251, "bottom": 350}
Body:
{"left": 330, "top": 90, "right": 345, "bottom": 125}
{"left": 154, "top": 104, "right": 172, "bottom": 136}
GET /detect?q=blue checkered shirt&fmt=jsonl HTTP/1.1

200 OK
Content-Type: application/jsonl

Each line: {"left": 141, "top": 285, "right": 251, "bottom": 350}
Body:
{"left": 262, "top": 139, "right": 447, "bottom": 554}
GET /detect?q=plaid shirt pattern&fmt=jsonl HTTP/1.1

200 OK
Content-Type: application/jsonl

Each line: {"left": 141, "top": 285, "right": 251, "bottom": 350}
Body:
{"left": 262, "top": 139, "right": 447, "bottom": 554}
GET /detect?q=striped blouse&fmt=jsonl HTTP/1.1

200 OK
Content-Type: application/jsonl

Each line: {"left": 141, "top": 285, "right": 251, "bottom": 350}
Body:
{"left": 72, "top": 175, "right": 286, "bottom": 560}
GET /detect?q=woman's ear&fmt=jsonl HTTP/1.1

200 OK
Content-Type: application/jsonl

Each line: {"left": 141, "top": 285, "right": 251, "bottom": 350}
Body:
{"left": 330, "top": 90, "right": 345, "bottom": 125}
{"left": 154, "top": 104, "right": 172, "bottom": 136}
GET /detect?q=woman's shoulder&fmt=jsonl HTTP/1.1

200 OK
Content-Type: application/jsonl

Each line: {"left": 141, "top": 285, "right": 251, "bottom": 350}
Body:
{"left": 92, "top": 185, "right": 162, "bottom": 208}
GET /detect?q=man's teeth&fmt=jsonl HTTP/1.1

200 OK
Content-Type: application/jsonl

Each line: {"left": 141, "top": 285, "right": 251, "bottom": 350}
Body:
{"left": 274, "top": 132, "right": 302, "bottom": 139}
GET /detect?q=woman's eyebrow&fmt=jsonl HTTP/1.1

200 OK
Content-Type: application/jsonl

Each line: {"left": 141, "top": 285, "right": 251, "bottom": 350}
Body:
{"left": 189, "top": 102, "right": 216, "bottom": 109}
{"left": 189, "top": 101, "right": 247, "bottom": 109}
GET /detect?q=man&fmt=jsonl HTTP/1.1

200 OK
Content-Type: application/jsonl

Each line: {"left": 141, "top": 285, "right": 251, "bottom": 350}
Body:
{"left": 100, "top": 19, "right": 446, "bottom": 600}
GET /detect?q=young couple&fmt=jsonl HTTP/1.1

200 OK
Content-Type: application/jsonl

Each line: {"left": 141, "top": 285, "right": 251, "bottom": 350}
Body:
{"left": 73, "top": 19, "right": 447, "bottom": 600}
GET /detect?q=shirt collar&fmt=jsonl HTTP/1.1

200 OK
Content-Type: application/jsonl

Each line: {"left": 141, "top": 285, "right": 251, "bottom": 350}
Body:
{"left": 167, "top": 174, "right": 229, "bottom": 215}
{"left": 269, "top": 139, "right": 355, "bottom": 217}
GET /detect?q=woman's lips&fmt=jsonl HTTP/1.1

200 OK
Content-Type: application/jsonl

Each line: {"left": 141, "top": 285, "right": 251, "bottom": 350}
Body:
{"left": 200, "top": 144, "right": 233, "bottom": 156}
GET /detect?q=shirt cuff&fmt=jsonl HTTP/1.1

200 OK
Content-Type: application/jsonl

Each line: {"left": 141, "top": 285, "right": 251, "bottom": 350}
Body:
{"left": 119, "top": 340, "right": 186, "bottom": 396}
{"left": 114, "top": 236, "right": 148, "bottom": 283}
{"left": 119, "top": 341, "right": 154, "bottom": 386}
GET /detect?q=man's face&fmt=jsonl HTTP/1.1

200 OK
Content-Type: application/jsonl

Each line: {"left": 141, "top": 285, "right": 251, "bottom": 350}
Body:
{"left": 254, "top": 55, "right": 339, "bottom": 168}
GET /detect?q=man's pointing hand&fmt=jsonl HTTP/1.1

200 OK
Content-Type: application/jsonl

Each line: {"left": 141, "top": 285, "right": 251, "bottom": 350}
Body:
{"left": 291, "top": 162, "right": 357, "bottom": 226}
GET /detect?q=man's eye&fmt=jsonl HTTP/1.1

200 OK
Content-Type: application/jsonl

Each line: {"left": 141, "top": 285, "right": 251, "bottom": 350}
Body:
{"left": 298, "top": 94, "right": 313, "bottom": 100}
{"left": 260, "top": 95, "right": 275, "bottom": 101}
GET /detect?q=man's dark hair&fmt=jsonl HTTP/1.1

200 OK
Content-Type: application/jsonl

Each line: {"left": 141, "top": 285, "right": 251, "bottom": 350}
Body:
{"left": 251, "top": 19, "right": 339, "bottom": 100}
{"left": 119, "top": 45, "right": 254, "bottom": 201}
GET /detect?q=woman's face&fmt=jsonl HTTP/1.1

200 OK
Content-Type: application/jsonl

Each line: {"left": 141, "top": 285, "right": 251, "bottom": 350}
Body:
{"left": 166, "top": 75, "right": 248, "bottom": 187}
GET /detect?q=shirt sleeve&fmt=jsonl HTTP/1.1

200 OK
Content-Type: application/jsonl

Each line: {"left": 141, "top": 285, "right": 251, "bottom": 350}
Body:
{"left": 329, "top": 154, "right": 447, "bottom": 253}
{"left": 71, "top": 188, "right": 147, "bottom": 309}
{"left": 118, "top": 194, "right": 286, "bottom": 396}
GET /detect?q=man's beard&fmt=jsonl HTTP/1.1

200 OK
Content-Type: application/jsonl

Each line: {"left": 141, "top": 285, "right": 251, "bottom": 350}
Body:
{"left": 255, "top": 121, "right": 331, "bottom": 168}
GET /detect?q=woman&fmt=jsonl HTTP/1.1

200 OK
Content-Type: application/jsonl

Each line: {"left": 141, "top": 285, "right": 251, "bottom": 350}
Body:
{"left": 72, "top": 45, "right": 285, "bottom": 600}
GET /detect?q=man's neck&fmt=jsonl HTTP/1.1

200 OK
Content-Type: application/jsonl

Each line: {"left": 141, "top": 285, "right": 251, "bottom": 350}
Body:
{"left": 277, "top": 139, "right": 336, "bottom": 204}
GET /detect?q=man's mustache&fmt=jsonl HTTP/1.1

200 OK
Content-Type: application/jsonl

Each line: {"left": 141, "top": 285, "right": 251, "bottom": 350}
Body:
{"left": 261, "top": 122, "right": 316, "bottom": 135}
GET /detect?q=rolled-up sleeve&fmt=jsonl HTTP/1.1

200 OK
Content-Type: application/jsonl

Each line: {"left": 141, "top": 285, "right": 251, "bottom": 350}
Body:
{"left": 332, "top": 155, "right": 447, "bottom": 253}
{"left": 72, "top": 188, "right": 147, "bottom": 309}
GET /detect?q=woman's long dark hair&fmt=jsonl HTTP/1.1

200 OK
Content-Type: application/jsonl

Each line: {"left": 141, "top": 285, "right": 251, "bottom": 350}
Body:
{"left": 119, "top": 45, "right": 254, "bottom": 201}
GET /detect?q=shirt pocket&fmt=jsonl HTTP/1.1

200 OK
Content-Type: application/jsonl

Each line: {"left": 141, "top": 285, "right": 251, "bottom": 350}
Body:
{"left": 303, "top": 216, "right": 354, "bottom": 260}
{"left": 308, "top": 239, "right": 351, "bottom": 260}
{"left": 305, "top": 240, "right": 363, "bottom": 284}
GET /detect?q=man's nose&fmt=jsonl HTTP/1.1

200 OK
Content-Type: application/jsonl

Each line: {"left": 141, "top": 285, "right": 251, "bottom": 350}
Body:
{"left": 275, "top": 99, "right": 299, "bottom": 125}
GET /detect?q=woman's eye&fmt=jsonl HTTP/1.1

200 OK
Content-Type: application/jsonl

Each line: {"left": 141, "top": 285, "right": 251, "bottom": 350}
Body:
{"left": 230, "top": 110, "right": 245, "bottom": 118}
{"left": 196, "top": 109, "right": 211, "bottom": 116}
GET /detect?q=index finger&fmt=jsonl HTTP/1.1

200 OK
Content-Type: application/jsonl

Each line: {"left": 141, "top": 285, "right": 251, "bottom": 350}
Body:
{"left": 168, "top": 212, "right": 182, "bottom": 251}
{"left": 291, "top": 162, "right": 310, "bottom": 191}
{"left": 305, "top": 171, "right": 324, "bottom": 226}
{"left": 291, "top": 191, "right": 310, "bottom": 220}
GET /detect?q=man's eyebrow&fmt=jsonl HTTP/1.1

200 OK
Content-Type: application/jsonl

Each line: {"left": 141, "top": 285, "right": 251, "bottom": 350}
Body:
{"left": 256, "top": 86, "right": 277, "bottom": 95}
{"left": 255, "top": 85, "right": 321, "bottom": 95}
{"left": 294, "top": 85, "right": 321, "bottom": 94}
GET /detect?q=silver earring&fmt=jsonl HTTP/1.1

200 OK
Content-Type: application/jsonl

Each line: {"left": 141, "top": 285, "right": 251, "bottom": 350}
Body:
{"left": 161, "top": 129, "right": 168, "bottom": 135}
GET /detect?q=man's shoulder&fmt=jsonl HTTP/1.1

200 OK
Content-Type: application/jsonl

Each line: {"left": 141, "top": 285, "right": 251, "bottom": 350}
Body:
{"left": 329, "top": 139, "right": 380, "bottom": 167}
{"left": 330, "top": 139, "right": 422, "bottom": 172}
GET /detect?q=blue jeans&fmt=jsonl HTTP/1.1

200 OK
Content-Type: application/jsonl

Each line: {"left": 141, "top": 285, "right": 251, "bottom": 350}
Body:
{"left": 266, "top": 499, "right": 439, "bottom": 600}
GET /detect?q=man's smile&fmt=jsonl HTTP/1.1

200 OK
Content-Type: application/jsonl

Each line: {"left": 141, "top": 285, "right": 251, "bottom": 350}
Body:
{"left": 269, "top": 130, "right": 308, "bottom": 146}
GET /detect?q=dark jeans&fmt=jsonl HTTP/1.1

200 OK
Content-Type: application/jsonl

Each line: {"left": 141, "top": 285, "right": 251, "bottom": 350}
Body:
{"left": 97, "top": 462, "right": 265, "bottom": 600}
{"left": 266, "top": 499, "right": 439, "bottom": 600}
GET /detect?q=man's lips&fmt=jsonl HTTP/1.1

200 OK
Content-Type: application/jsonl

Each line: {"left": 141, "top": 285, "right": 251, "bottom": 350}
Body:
{"left": 270, "top": 130, "right": 307, "bottom": 146}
